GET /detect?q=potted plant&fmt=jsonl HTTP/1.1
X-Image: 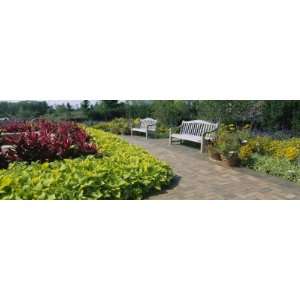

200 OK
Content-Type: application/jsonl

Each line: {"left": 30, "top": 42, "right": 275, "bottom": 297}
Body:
{"left": 210, "top": 124, "right": 248, "bottom": 167}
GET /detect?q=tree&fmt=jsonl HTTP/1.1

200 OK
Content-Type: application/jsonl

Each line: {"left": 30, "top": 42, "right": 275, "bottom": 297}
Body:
{"left": 261, "top": 100, "right": 300, "bottom": 131}
{"left": 80, "top": 100, "right": 90, "bottom": 112}
{"left": 124, "top": 100, "right": 153, "bottom": 119}
{"left": 192, "top": 100, "right": 259, "bottom": 124}
{"left": 152, "top": 100, "right": 191, "bottom": 126}
{"left": 2, "top": 100, "right": 300, "bottom": 136}
{"left": 92, "top": 100, "right": 125, "bottom": 121}
{"left": 0, "top": 101, "right": 49, "bottom": 120}
{"left": 66, "top": 102, "right": 73, "bottom": 111}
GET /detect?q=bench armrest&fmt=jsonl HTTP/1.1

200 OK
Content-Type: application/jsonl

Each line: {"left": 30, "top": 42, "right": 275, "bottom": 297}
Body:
{"left": 203, "top": 128, "right": 218, "bottom": 140}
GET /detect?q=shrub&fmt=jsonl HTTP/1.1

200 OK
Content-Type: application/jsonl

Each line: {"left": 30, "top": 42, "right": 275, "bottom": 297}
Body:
{"left": 0, "top": 129, "right": 173, "bottom": 200}
{"left": 109, "top": 118, "right": 132, "bottom": 135}
{"left": 92, "top": 122, "right": 111, "bottom": 132}
{"left": 93, "top": 118, "right": 140, "bottom": 135}
{"left": 92, "top": 118, "right": 169, "bottom": 138}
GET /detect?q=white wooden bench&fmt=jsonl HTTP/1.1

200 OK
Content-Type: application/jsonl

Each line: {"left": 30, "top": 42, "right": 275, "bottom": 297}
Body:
{"left": 131, "top": 118, "right": 157, "bottom": 140}
{"left": 169, "top": 120, "right": 219, "bottom": 153}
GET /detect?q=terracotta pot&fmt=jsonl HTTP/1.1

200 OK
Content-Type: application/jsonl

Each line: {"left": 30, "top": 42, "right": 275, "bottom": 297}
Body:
{"left": 209, "top": 152, "right": 222, "bottom": 161}
{"left": 220, "top": 156, "right": 241, "bottom": 168}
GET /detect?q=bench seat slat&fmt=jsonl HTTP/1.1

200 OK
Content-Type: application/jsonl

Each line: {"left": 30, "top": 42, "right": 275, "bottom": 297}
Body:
{"left": 171, "top": 133, "right": 213, "bottom": 142}
{"left": 132, "top": 128, "right": 155, "bottom": 132}
{"left": 171, "top": 134, "right": 201, "bottom": 143}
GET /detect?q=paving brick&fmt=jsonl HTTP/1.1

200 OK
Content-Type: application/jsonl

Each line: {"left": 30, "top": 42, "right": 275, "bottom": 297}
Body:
{"left": 123, "top": 136, "right": 300, "bottom": 200}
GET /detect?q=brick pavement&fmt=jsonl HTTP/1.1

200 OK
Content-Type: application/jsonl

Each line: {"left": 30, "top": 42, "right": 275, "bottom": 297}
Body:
{"left": 123, "top": 136, "right": 300, "bottom": 200}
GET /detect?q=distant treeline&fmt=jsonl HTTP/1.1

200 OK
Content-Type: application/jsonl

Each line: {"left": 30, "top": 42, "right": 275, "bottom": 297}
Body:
{"left": 1, "top": 100, "right": 300, "bottom": 132}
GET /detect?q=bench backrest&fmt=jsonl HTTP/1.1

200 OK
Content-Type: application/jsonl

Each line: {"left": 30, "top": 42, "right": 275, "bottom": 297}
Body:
{"left": 180, "top": 120, "right": 219, "bottom": 138}
{"left": 140, "top": 118, "right": 157, "bottom": 131}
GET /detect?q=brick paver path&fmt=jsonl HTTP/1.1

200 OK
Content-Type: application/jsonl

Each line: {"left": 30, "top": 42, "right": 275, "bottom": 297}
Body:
{"left": 123, "top": 136, "right": 300, "bottom": 200}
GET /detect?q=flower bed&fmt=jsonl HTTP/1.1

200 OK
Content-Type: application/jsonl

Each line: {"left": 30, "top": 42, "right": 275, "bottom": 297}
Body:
{"left": 0, "top": 120, "right": 38, "bottom": 133}
{"left": 208, "top": 124, "right": 300, "bottom": 184}
{"left": 0, "top": 120, "right": 97, "bottom": 163}
{"left": 239, "top": 136, "right": 300, "bottom": 162}
{"left": 239, "top": 136, "right": 300, "bottom": 184}
{"left": 0, "top": 129, "right": 173, "bottom": 199}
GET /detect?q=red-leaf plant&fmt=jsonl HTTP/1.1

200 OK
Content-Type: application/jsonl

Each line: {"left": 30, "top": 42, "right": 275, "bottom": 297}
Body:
{"left": 0, "top": 121, "right": 37, "bottom": 133}
{"left": 2, "top": 120, "right": 98, "bottom": 163}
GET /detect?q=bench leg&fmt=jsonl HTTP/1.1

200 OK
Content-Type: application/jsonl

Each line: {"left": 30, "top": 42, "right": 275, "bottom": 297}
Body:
{"left": 131, "top": 129, "right": 133, "bottom": 137}
{"left": 200, "top": 137, "right": 204, "bottom": 153}
{"left": 146, "top": 130, "right": 148, "bottom": 140}
{"left": 169, "top": 135, "right": 172, "bottom": 145}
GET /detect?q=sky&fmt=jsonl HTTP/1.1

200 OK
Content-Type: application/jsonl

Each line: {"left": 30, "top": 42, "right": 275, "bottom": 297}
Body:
{"left": 47, "top": 100, "right": 98, "bottom": 107}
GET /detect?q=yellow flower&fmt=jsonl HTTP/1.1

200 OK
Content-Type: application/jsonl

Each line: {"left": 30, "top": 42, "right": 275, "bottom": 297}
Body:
{"left": 280, "top": 146, "right": 300, "bottom": 161}
{"left": 268, "top": 140, "right": 282, "bottom": 156}
{"left": 239, "top": 144, "right": 253, "bottom": 160}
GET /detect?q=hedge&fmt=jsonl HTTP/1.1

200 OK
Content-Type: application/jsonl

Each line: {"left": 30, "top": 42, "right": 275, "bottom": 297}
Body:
{"left": 0, "top": 129, "right": 173, "bottom": 200}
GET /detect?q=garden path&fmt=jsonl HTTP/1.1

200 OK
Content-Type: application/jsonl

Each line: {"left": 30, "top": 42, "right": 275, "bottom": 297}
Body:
{"left": 123, "top": 136, "right": 300, "bottom": 200}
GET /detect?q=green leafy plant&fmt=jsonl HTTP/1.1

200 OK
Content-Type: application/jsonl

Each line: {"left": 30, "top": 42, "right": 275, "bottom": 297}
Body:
{"left": 249, "top": 154, "right": 300, "bottom": 183}
{"left": 0, "top": 129, "right": 173, "bottom": 200}
{"left": 236, "top": 133, "right": 300, "bottom": 184}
